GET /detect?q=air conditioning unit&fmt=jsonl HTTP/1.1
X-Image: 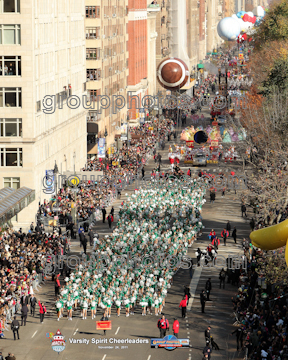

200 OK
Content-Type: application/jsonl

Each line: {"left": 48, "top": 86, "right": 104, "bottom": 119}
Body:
{"left": 109, "top": 67, "right": 112, "bottom": 71}
{"left": 112, "top": 14, "right": 116, "bottom": 18}
{"left": 122, "top": 67, "right": 126, "bottom": 71}
{"left": 119, "top": 88, "right": 123, "bottom": 92}
{"left": 102, "top": 34, "right": 106, "bottom": 39}
{"left": 104, "top": 14, "right": 107, "bottom": 17}
{"left": 115, "top": 70, "right": 117, "bottom": 74}
{"left": 113, "top": 33, "right": 117, "bottom": 36}
{"left": 113, "top": 52, "right": 117, "bottom": 56}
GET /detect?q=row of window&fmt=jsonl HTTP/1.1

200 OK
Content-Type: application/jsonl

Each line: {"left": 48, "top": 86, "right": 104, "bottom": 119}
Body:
{"left": 0, "top": 148, "right": 22, "bottom": 166}
{"left": 86, "top": 6, "right": 100, "bottom": 18}
{"left": 0, "top": 87, "right": 21, "bottom": 107}
{"left": 0, "top": 0, "right": 20, "bottom": 13}
{"left": 86, "top": 27, "right": 100, "bottom": 40}
{"left": 0, "top": 25, "right": 21, "bottom": 45}
{"left": 0, "top": 56, "right": 21, "bottom": 76}
{"left": 86, "top": 48, "right": 101, "bottom": 60}
{"left": 87, "top": 69, "right": 101, "bottom": 81}
{"left": 0, "top": 118, "right": 22, "bottom": 137}
{"left": 4, "top": 177, "right": 20, "bottom": 189}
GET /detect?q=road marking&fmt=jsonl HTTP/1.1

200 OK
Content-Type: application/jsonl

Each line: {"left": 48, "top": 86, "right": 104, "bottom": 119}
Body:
{"left": 32, "top": 330, "right": 37, "bottom": 338}
{"left": 147, "top": 356, "right": 151, "bottom": 360}
{"left": 102, "top": 355, "right": 107, "bottom": 360}
{"left": 187, "top": 266, "right": 202, "bottom": 311}
{"left": 73, "top": 328, "right": 78, "bottom": 336}
{"left": 115, "top": 327, "right": 120, "bottom": 335}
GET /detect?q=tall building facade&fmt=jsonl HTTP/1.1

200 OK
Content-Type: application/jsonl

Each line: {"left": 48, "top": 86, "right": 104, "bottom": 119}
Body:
{"left": 85, "top": 0, "right": 129, "bottom": 153}
{"left": 126, "top": 0, "right": 148, "bottom": 124}
{"left": 154, "top": 0, "right": 172, "bottom": 94}
{"left": 0, "top": 0, "right": 87, "bottom": 226}
{"left": 147, "top": 4, "right": 159, "bottom": 97}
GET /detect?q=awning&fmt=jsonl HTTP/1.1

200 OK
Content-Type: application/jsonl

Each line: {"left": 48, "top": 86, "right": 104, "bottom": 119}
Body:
{"left": 87, "top": 122, "right": 98, "bottom": 134}
{"left": 87, "top": 143, "right": 98, "bottom": 155}
{"left": 207, "top": 52, "right": 211, "bottom": 55}
{"left": 197, "top": 64, "right": 204, "bottom": 69}
{"left": 0, "top": 187, "right": 35, "bottom": 225}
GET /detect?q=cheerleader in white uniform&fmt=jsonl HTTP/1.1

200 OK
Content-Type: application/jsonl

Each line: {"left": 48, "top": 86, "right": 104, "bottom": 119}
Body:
{"left": 90, "top": 295, "right": 97, "bottom": 319}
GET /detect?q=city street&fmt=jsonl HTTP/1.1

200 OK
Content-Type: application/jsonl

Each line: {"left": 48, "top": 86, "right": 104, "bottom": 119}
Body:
{"left": 0, "top": 108, "right": 250, "bottom": 360}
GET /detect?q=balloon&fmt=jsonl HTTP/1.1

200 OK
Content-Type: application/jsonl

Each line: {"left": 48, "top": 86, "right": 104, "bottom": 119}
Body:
{"left": 252, "top": 6, "right": 265, "bottom": 17}
{"left": 247, "top": 11, "right": 254, "bottom": 17}
{"left": 217, "top": 17, "right": 241, "bottom": 41}
{"left": 231, "top": 14, "right": 238, "bottom": 20}
{"left": 157, "top": 57, "right": 189, "bottom": 91}
{"left": 236, "top": 11, "right": 245, "bottom": 18}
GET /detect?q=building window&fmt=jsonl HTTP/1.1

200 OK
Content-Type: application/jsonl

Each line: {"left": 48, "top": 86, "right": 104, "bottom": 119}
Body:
{"left": 0, "top": 148, "right": 22, "bottom": 166}
{"left": 0, "top": 25, "right": 21, "bottom": 45}
{"left": 0, "top": 87, "right": 22, "bottom": 107}
{"left": 0, "top": 56, "right": 21, "bottom": 76}
{"left": 4, "top": 177, "right": 20, "bottom": 189}
{"left": 88, "top": 90, "right": 98, "bottom": 102}
{"left": 0, "top": 0, "right": 20, "bottom": 13}
{"left": 87, "top": 69, "right": 101, "bottom": 81}
{"left": 85, "top": 6, "right": 100, "bottom": 18}
{"left": 87, "top": 111, "right": 99, "bottom": 122}
{"left": 86, "top": 48, "right": 101, "bottom": 60}
{"left": 0, "top": 118, "right": 22, "bottom": 137}
{"left": 86, "top": 27, "right": 100, "bottom": 39}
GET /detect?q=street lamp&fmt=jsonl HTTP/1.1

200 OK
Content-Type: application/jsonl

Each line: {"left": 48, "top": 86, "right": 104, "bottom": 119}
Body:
{"left": 53, "top": 160, "right": 59, "bottom": 221}
{"left": 73, "top": 151, "right": 76, "bottom": 174}
{"left": 126, "top": 115, "right": 129, "bottom": 150}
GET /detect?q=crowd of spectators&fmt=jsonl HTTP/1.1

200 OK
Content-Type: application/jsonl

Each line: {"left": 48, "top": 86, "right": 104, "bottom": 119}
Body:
{"left": 0, "top": 225, "right": 69, "bottom": 336}
{"left": 230, "top": 241, "right": 288, "bottom": 359}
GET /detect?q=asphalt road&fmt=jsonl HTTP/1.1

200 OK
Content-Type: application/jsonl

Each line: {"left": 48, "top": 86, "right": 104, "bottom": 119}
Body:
{"left": 0, "top": 106, "right": 250, "bottom": 360}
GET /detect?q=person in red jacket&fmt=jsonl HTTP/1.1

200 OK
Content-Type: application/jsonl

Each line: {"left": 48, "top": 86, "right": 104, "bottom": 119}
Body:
{"left": 172, "top": 318, "right": 179, "bottom": 338}
{"left": 209, "top": 229, "right": 216, "bottom": 240}
{"left": 38, "top": 301, "right": 47, "bottom": 324}
{"left": 211, "top": 237, "right": 220, "bottom": 250}
{"left": 221, "top": 229, "right": 229, "bottom": 246}
{"left": 179, "top": 296, "right": 187, "bottom": 318}
{"left": 157, "top": 315, "right": 169, "bottom": 338}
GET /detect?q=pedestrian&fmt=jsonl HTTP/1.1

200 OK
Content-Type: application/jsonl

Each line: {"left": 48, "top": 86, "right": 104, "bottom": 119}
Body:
{"left": 158, "top": 153, "right": 162, "bottom": 165}
{"left": 196, "top": 248, "right": 202, "bottom": 266}
{"left": 21, "top": 304, "right": 28, "bottom": 326}
{"left": 157, "top": 314, "right": 169, "bottom": 338}
{"left": 231, "top": 325, "right": 245, "bottom": 351}
{"left": 184, "top": 285, "right": 191, "bottom": 305}
{"left": 211, "top": 237, "right": 220, "bottom": 250}
{"left": 205, "top": 278, "right": 212, "bottom": 301}
{"left": 203, "top": 341, "right": 212, "bottom": 360}
{"left": 11, "top": 316, "right": 20, "bottom": 340}
{"left": 209, "top": 190, "right": 215, "bottom": 203}
{"left": 102, "top": 207, "right": 106, "bottom": 223}
{"left": 179, "top": 296, "right": 187, "bottom": 318}
{"left": 81, "top": 233, "right": 87, "bottom": 254}
{"left": 88, "top": 227, "right": 94, "bottom": 246}
{"left": 0, "top": 352, "right": 3, "bottom": 360}
{"left": 200, "top": 290, "right": 206, "bottom": 313}
{"left": 221, "top": 187, "right": 225, "bottom": 197}
{"left": 187, "top": 168, "right": 191, "bottom": 177}
{"left": 226, "top": 220, "right": 231, "bottom": 237}
{"left": 20, "top": 292, "right": 29, "bottom": 306}
{"left": 142, "top": 167, "right": 145, "bottom": 179}
{"left": 205, "top": 326, "right": 211, "bottom": 343}
{"left": 172, "top": 318, "right": 179, "bottom": 338}
{"left": 241, "top": 203, "right": 247, "bottom": 217}
{"left": 5, "top": 354, "right": 15, "bottom": 360}
{"left": 30, "top": 294, "right": 37, "bottom": 317}
{"left": 100, "top": 310, "right": 109, "bottom": 336}
{"left": 221, "top": 228, "right": 228, "bottom": 246}
{"left": 110, "top": 206, "right": 114, "bottom": 217}
{"left": 55, "top": 273, "right": 61, "bottom": 297}
{"left": 202, "top": 353, "right": 209, "bottom": 360}
{"left": 39, "top": 301, "right": 47, "bottom": 323}
{"left": 108, "top": 214, "right": 112, "bottom": 229}
{"left": 219, "top": 268, "right": 226, "bottom": 289}
{"left": 232, "top": 227, "right": 237, "bottom": 244}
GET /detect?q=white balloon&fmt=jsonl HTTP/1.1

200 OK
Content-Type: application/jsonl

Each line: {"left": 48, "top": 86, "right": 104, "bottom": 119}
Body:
{"left": 252, "top": 6, "right": 265, "bottom": 17}
{"left": 217, "top": 17, "right": 241, "bottom": 41}
{"left": 247, "top": 11, "right": 254, "bottom": 17}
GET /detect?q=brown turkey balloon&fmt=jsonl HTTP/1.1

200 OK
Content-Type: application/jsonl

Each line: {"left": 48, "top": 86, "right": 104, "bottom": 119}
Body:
{"left": 157, "top": 57, "right": 189, "bottom": 91}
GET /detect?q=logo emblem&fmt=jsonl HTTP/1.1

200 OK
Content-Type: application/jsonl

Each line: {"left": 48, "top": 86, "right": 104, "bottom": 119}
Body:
{"left": 50, "top": 329, "right": 66, "bottom": 354}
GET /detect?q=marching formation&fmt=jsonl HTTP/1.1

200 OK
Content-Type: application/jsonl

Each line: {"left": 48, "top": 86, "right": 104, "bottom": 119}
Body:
{"left": 55, "top": 181, "right": 206, "bottom": 320}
